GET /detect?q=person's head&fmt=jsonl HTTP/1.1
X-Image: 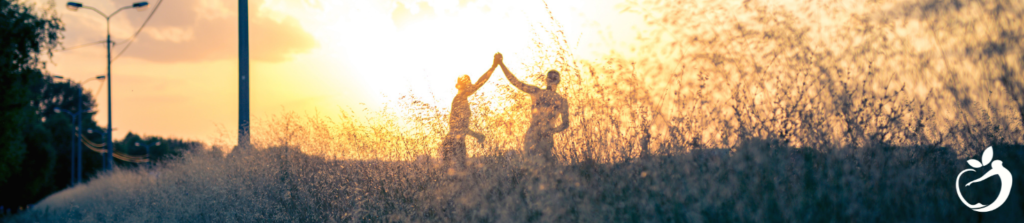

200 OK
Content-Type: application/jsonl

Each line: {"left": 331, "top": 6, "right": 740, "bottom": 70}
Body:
{"left": 545, "top": 70, "right": 561, "bottom": 90}
{"left": 455, "top": 74, "right": 472, "bottom": 91}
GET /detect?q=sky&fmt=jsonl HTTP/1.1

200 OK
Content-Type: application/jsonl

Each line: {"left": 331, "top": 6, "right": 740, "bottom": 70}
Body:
{"left": 41, "top": 0, "right": 644, "bottom": 145}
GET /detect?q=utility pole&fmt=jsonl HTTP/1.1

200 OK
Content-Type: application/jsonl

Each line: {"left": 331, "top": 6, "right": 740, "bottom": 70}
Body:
{"left": 54, "top": 107, "right": 81, "bottom": 185}
{"left": 75, "top": 89, "right": 82, "bottom": 184}
{"left": 239, "top": 0, "right": 251, "bottom": 148}
{"left": 52, "top": 75, "right": 104, "bottom": 185}
{"left": 135, "top": 141, "right": 159, "bottom": 169}
{"left": 104, "top": 14, "right": 113, "bottom": 170}
{"left": 66, "top": 1, "right": 150, "bottom": 170}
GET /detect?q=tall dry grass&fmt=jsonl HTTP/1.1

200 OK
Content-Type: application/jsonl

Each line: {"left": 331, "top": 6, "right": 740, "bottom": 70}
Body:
{"left": 226, "top": 0, "right": 1023, "bottom": 164}
{"left": 8, "top": 0, "right": 1024, "bottom": 222}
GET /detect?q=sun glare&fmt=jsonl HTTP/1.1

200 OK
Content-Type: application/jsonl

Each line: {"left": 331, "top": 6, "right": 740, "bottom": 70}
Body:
{"left": 261, "top": 0, "right": 537, "bottom": 111}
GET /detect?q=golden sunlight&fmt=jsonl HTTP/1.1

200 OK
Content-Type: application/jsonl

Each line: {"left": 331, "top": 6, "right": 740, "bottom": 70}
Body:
{"left": 261, "top": 0, "right": 540, "bottom": 110}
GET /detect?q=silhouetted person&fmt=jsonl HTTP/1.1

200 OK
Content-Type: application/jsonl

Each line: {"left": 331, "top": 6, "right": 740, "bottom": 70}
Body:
{"left": 441, "top": 53, "right": 501, "bottom": 166}
{"left": 497, "top": 54, "right": 569, "bottom": 162}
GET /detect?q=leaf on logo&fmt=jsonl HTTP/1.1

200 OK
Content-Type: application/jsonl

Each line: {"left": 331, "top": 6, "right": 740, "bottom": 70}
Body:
{"left": 968, "top": 159, "right": 982, "bottom": 168}
{"left": 982, "top": 146, "right": 993, "bottom": 166}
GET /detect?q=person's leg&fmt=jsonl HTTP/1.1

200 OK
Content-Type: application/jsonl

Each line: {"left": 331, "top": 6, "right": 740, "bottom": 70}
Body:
{"left": 524, "top": 126, "right": 554, "bottom": 161}
{"left": 455, "top": 139, "right": 467, "bottom": 167}
{"left": 441, "top": 134, "right": 457, "bottom": 163}
{"left": 536, "top": 133, "right": 555, "bottom": 162}
{"left": 522, "top": 128, "right": 539, "bottom": 154}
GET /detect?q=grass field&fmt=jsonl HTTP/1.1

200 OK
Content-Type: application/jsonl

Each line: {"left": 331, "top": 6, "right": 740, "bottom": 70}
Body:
{"left": 7, "top": 0, "right": 1024, "bottom": 221}
{"left": 6, "top": 142, "right": 1021, "bottom": 222}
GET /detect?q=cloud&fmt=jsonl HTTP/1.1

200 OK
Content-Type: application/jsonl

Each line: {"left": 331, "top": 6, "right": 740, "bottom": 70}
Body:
{"left": 147, "top": 27, "right": 195, "bottom": 43}
{"left": 117, "top": 0, "right": 317, "bottom": 63}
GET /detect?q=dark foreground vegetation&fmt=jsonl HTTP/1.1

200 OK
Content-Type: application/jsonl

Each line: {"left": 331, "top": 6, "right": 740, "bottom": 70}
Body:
{"left": 4, "top": 142, "right": 1023, "bottom": 222}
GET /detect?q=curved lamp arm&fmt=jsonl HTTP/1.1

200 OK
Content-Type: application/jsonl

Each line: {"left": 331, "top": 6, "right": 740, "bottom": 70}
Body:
{"left": 67, "top": 2, "right": 148, "bottom": 19}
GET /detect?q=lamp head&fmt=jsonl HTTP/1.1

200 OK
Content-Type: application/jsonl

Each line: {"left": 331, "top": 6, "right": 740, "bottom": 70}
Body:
{"left": 53, "top": 75, "right": 65, "bottom": 79}
{"left": 66, "top": 2, "right": 82, "bottom": 11}
{"left": 96, "top": 75, "right": 107, "bottom": 80}
{"left": 132, "top": 2, "right": 149, "bottom": 11}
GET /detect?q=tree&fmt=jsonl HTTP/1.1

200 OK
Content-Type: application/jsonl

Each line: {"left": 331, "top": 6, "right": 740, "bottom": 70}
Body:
{"left": 116, "top": 132, "right": 205, "bottom": 165}
{"left": 0, "top": 0, "right": 65, "bottom": 209}
{"left": 37, "top": 77, "right": 104, "bottom": 188}
{"left": 0, "top": 0, "right": 62, "bottom": 185}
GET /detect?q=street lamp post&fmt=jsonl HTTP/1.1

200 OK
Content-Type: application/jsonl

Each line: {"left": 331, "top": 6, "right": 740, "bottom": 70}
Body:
{"left": 53, "top": 107, "right": 80, "bottom": 186}
{"left": 53, "top": 75, "right": 105, "bottom": 186}
{"left": 134, "top": 141, "right": 160, "bottom": 169}
{"left": 66, "top": 1, "right": 149, "bottom": 170}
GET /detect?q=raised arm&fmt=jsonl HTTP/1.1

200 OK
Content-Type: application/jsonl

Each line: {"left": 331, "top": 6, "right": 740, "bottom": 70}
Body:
{"left": 498, "top": 58, "right": 540, "bottom": 94}
{"left": 553, "top": 97, "right": 570, "bottom": 133}
{"left": 467, "top": 61, "right": 498, "bottom": 94}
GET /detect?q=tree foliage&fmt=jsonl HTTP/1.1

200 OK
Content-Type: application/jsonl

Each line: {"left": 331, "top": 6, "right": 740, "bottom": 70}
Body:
{"left": 116, "top": 132, "right": 205, "bottom": 164}
{"left": 0, "top": 0, "right": 62, "bottom": 185}
{"left": 0, "top": 0, "right": 64, "bottom": 210}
